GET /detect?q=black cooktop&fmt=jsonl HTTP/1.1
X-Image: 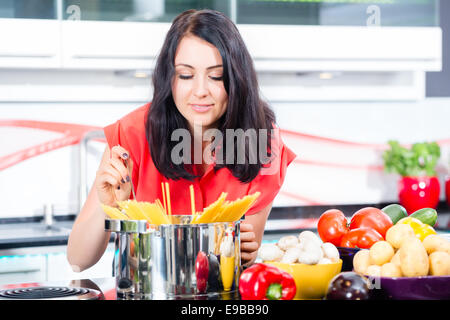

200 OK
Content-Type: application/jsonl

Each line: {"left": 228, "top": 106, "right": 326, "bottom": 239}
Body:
{"left": 0, "top": 286, "right": 103, "bottom": 300}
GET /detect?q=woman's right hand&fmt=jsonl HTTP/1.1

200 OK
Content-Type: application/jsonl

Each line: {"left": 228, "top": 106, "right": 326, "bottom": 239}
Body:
{"left": 95, "top": 145, "right": 133, "bottom": 207}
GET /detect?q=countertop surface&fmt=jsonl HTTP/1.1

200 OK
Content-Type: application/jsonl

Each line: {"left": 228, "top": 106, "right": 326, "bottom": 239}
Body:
{"left": 1, "top": 203, "right": 449, "bottom": 250}
{"left": 0, "top": 277, "right": 242, "bottom": 300}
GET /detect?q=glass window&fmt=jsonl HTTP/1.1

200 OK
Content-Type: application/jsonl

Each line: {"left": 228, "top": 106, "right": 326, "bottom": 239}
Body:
{"left": 237, "top": 0, "right": 439, "bottom": 27}
{"left": 0, "top": 0, "right": 56, "bottom": 19}
{"left": 62, "top": 0, "right": 230, "bottom": 22}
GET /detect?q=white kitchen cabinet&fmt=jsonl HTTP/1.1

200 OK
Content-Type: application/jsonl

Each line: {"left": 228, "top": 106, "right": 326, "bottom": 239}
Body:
{"left": 46, "top": 244, "right": 115, "bottom": 281}
{"left": 0, "top": 244, "right": 115, "bottom": 285}
{"left": 0, "top": 19, "right": 60, "bottom": 69}
{"left": 0, "top": 254, "right": 47, "bottom": 285}
{"left": 60, "top": 20, "right": 170, "bottom": 70}
{"left": 0, "top": 17, "right": 442, "bottom": 101}
{"left": 0, "top": 18, "right": 441, "bottom": 73}
{"left": 239, "top": 25, "right": 442, "bottom": 72}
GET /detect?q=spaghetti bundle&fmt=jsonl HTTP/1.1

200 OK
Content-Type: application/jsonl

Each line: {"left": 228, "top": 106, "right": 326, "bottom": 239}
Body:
{"left": 101, "top": 182, "right": 260, "bottom": 225}
{"left": 191, "top": 192, "right": 260, "bottom": 224}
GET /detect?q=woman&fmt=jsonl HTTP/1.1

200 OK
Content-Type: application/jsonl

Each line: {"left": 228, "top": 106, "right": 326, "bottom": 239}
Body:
{"left": 67, "top": 9, "right": 295, "bottom": 272}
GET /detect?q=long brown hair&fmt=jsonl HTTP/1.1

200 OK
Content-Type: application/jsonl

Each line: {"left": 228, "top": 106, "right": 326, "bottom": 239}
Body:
{"left": 146, "top": 9, "right": 275, "bottom": 183}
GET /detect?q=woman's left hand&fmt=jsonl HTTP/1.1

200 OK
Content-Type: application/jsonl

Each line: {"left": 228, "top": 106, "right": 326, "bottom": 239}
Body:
{"left": 240, "top": 223, "right": 259, "bottom": 267}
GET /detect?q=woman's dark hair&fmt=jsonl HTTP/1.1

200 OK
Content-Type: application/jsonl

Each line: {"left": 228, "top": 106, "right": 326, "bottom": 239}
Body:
{"left": 146, "top": 9, "right": 276, "bottom": 183}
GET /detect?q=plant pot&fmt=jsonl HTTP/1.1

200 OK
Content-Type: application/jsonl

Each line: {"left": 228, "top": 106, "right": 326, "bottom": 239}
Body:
{"left": 398, "top": 176, "right": 440, "bottom": 214}
{"left": 446, "top": 176, "right": 450, "bottom": 208}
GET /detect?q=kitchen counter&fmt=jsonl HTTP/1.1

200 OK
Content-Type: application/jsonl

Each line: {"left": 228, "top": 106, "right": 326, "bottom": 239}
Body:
{"left": 0, "top": 221, "right": 73, "bottom": 249}
{"left": 1, "top": 202, "right": 449, "bottom": 250}
{"left": 0, "top": 277, "right": 242, "bottom": 300}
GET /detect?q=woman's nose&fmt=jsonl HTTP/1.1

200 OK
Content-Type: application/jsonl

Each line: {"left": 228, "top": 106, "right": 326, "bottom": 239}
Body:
{"left": 193, "top": 75, "right": 209, "bottom": 97}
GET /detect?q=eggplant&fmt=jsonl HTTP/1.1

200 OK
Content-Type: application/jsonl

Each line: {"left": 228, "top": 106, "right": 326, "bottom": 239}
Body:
{"left": 207, "top": 254, "right": 221, "bottom": 291}
{"left": 325, "top": 272, "right": 370, "bottom": 300}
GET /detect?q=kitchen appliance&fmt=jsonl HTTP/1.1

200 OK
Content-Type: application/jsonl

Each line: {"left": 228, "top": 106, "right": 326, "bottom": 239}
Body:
{"left": 105, "top": 216, "right": 241, "bottom": 300}
{"left": 0, "top": 286, "right": 102, "bottom": 300}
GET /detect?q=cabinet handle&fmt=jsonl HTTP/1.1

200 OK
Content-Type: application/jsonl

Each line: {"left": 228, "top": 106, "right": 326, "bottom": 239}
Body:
{"left": 72, "top": 54, "right": 154, "bottom": 60}
{"left": 0, "top": 54, "right": 55, "bottom": 58}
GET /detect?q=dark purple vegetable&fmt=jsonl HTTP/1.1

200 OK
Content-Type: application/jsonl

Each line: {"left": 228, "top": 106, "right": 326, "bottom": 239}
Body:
{"left": 325, "top": 272, "right": 370, "bottom": 300}
{"left": 207, "top": 254, "right": 220, "bottom": 290}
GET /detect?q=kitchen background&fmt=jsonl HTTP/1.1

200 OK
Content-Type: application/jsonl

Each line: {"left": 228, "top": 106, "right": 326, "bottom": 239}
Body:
{"left": 0, "top": 0, "right": 449, "bottom": 284}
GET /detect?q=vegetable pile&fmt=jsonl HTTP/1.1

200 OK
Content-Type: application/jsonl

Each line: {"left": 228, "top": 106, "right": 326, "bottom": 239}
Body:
{"left": 258, "top": 231, "right": 340, "bottom": 265}
{"left": 317, "top": 203, "right": 439, "bottom": 250}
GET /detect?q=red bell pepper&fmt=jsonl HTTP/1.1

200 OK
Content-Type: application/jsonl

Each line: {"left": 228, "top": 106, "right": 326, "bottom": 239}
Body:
{"left": 239, "top": 263, "right": 296, "bottom": 300}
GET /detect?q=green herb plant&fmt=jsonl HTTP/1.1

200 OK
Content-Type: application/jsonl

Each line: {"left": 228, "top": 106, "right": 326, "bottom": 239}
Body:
{"left": 383, "top": 140, "right": 441, "bottom": 177}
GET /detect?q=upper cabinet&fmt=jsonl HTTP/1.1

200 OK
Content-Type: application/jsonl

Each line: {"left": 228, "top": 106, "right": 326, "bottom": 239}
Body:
{"left": 60, "top": 21, "right": 169, "bottom": 70}
{"left": 0, "top": 0, "right": 441, "bottom": 71}
{"left": 235, "top": 0, "right": 438, "bottom": 26}
{"left": 0, "top": 0, "right": 442, "bottom": 101}
{"left": 0, "top": 18, "right": 60, "bottom": 68}
{"left": 0, "top": 0, "right": 60, "bottom": 68}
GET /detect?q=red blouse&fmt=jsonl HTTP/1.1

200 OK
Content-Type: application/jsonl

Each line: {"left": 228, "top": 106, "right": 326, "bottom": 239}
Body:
{"left": 104, "top": 103, "right": 296, "bottom": 216}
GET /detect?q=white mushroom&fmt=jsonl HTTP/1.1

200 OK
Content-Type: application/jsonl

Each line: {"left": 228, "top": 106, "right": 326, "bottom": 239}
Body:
{"left": 280, "top": 247, "right": 302, "bottom": 264}
{"left": 297, "top": 241, "right": 323, "bottom": 265}
{"left": 318, "top": 257, "right": 332, "bottom": 264}
{"left": 258, "top": 243, "right": 284, "bottom": 262}
{"left": 321, "top": 242, "right": 340, "bottom": 262}
{"left": 277, "top": 235, "right": 299, "bottom": 251}
{"left": 298, "top": 231, "right": 322, "bottom": 247}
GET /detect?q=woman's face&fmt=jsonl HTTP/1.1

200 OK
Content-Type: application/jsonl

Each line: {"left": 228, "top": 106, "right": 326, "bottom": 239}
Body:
{"left": 172, "top": 35, "right": 228, "bottom": 133}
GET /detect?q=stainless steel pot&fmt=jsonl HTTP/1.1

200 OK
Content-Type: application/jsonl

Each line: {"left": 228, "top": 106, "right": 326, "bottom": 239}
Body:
{"left": 105, "top": 216, "right": 241, "bottom": 299}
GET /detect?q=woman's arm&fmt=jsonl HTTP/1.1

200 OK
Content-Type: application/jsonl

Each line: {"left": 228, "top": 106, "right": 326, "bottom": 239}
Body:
{"left": 240, "top": 202, "right": 273, "bottom": 267}
{"left": 67, "top": 145, "right": 132, "bottom": 272}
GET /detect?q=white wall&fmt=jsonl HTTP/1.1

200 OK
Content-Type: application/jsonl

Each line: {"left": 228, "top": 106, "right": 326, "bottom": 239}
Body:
{"left": 1, "top": 98, "right": 449, "bottom": 218}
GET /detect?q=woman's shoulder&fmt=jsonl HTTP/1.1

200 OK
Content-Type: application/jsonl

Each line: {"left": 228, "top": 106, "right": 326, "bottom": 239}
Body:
{"left": 103, "top": 102, "right": 151, "bottom": 164}
{"left": 119, "top": 102, "right": 151, "bottom": 128}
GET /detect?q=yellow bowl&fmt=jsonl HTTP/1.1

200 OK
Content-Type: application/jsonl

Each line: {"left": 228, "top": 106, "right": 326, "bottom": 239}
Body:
{"left": 266, "top": 260, "right": 342, "bottom": 300}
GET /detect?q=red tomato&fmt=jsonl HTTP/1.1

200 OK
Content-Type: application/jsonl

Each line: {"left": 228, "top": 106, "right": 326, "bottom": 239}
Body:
{"left": 349, "top": 207, "right": 393, "bottom": 239}
{"left": 317, "top": 209, "right": 349, "bottom": 246}
{"left": 339, "top": 227, "right": 383, "bottom": 249}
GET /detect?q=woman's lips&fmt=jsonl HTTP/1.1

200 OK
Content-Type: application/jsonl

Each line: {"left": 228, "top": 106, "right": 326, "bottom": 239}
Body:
{"left": 190, "top": 104, "right": 213, "bottom": 113}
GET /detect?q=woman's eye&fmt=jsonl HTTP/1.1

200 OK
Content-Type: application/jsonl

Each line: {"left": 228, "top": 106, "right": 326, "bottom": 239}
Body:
{"left": 210, "top": 76, "right": 223, "bottom": 81}
{"left": 179, "top": 74, "right": 193, "bottom": 80}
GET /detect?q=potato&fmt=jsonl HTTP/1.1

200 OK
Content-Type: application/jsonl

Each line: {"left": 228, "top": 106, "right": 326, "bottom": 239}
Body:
{"left": 381, "top": 262, "right": 402, "bottom": 277}
{"left": 353, "top": 249, "right": 371, "bottom": 275}
{"left": 369, "top": 241, "right": 395, "bottom": 266}
{"left": 385, "top": 224, "right": 415, "bottom": 249}
{"left": 399, "top": 237, "right": 429, "bottom": 277}
{"left": 390, "top": 250, "right": 401, "bottom": 268}
{"left": 429, "top": 251, "right": 450, "bottom": 276}
{"left": 365, "top": 265, "right": 381, "bottom": 277}
{"left": 423, "top": 234, "right": 450, "bottom": 255}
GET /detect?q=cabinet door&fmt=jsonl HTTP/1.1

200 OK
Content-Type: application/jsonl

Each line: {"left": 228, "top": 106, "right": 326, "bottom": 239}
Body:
{"left": 0, "top": 19, "right": 60, "bottom": 68}
{"left": 61, "top": 20, "right": 170, "bottom": 70}
{"left": 46, "top": 244, "right": 115, "bottom": 281}
{"left": 0, "top": 254, "right": 47, "bottom": 285}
